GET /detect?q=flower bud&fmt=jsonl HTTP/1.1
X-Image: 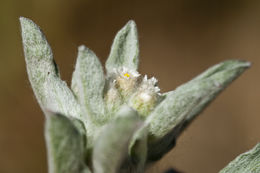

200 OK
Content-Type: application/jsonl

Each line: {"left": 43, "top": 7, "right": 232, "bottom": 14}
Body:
{"left": 130, "top": 75, "right": 161, "bottom": 117}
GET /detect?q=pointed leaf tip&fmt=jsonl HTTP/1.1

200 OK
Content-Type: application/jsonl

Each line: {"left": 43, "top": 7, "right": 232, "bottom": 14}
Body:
{"left": 71, "top": 45, "right": 106, "bottom": 124}
{"left": 20, "top": 17, "right": 53, "bottom": 64}
{"left": 127, "top": 20, "right": 137, "bottom": 27}
{"left": 145, "top": 59, "right": 250, "bottom": 160}
{"left": 148, "top": 59, "right": 251, "bottom": 139}
{"left": 193, "top": 59, "right": 251, "bottom": 81}
{"left": 19, "top": 16, "right": 27, "bottom": 23}
{"left": 78, "top": 45, "right": 87, "bottom": 52}
{"left": 19, "top": 17, "right": 32, "bottom": 26}
{"left": 105, "top": 20, "right": 139, "bottom": 73}
{"left": 20, "top": 17, "right": 81, "bottom": 119}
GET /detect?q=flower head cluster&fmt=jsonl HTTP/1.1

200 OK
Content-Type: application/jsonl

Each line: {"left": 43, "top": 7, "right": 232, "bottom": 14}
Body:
{"left": 105, "top": 67, "right": 162, "bottom": 117}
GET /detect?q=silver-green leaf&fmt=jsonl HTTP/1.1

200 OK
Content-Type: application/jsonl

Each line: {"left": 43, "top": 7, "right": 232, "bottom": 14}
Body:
{"left": 179, "top": 60, "right": 251, "bottom": 131}
{"left": 20, "top": 17, "right": 81, "bottom": 119}
{"left": 105, "top": 20, "right": 139, "bottom": 73}
{"left": 71, "top": 45, "right": 106, "bottom": 124}
{"left": 128, "top": 126, "right": 148, "bottom": 172}
{"left": 219, "top": 143, "right": 260, "bottom": 173}
{"left": 145, "top": 60, "right": 250, "bottom": 160}
{"left": 92, "top": 106, "right": 142, "bottom": 173}
{"left": 45, "top": 112, "right": 89, "bottom": 173}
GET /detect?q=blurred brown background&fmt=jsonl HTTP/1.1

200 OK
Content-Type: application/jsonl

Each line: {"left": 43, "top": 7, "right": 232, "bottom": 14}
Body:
{"left": 0, "top": 0, "right": 260, "bottom": 172}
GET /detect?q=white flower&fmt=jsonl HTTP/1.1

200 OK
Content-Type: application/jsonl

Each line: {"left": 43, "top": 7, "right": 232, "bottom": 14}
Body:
{"left": 110, "top": 67, "right": 140, "bottom": 98}
{"left": 105, "top": 67, "right": 162, "bottom": 117}
{"left": 139, "top": 75, "right": 160, "bottom": 94}
{"left": 113, "top": 67, "right": 140, "bottom": 79}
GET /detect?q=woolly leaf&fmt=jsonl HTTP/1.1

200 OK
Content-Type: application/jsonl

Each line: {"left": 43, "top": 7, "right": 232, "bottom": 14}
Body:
{"left": 105, "top": 20, "right": 139, "bottom": 73}
{"left": 93, "top": 106, "right": 142, "bottom": 173}
{"left": 20, "top": 17, "right": 81, "bottom": 119}
{"left": 178, "top": 60, "right": 251, "bottom": 132}
{"left": 146, "top": 60, "right": 250, "bottom": 160}
{"left": 219, "top": 143, "right": 260, "bottom": 173}
{"left": 45, "top": 112, "right": 89, "bottom": 173}
{"left": 128, "top": 126, "right": 148, "bottom": 172}
{"left": 71, "top": 45, "right": 106, "bottom": 123}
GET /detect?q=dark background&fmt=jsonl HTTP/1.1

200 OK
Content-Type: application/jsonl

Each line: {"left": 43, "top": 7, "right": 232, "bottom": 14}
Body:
{"left": 1, "top": 0, "right": 260, "bottom": 172}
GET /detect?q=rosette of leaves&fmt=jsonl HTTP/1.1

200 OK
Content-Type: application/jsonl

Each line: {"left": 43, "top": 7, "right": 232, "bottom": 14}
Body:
{"left": 20, "top": 17, "right": 257, "bottom": 173}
